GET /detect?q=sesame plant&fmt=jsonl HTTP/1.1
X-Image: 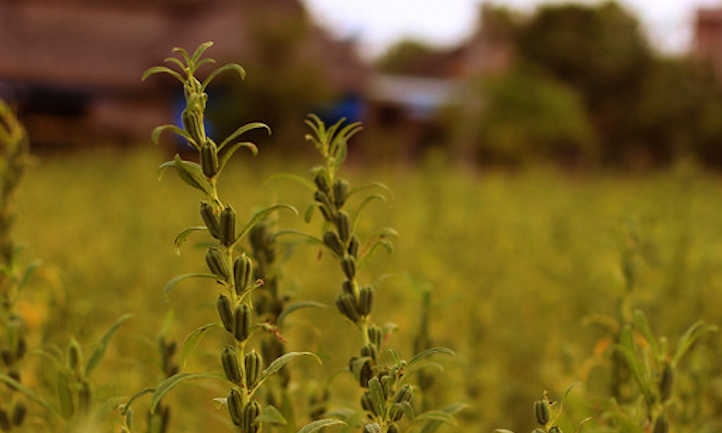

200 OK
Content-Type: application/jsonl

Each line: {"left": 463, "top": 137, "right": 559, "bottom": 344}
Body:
{"left": 0, "top": 100, "right": 32, "bottom": 431}
{"left": 135, "top": 42, "right": 343, "bottom": 433}
{"left": 298, "top": 115, "right": 463, "bottom": 433}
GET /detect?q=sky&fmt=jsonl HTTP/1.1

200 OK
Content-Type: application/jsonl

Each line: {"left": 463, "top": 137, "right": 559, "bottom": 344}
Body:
{"left": 302, "top": 0, "right": 722, "bottom": 58}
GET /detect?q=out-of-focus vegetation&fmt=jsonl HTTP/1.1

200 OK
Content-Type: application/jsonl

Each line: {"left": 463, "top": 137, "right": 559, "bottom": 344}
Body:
{"left": 9, "top": 148, "right": 722, "bottom": 432}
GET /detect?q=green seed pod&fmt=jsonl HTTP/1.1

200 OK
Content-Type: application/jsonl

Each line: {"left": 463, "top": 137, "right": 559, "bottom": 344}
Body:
{"left": 233, "top": 255, "right": 254, "bottom": 294}
{"left": 78, "top": 380, "right": 91, "bottom": 414}
{"left": 333, "top": 179, "right": 350, "bottom": 208}
{"left": 348, "top": 356, "right": 359, "bottom": 373}
{"left": 200, "top": 202, "right": 221, "bottom": 239}
{"left": 160, "top": 406, "right": 170, "bottom": 433}
{"left": 360, "top": 344, "right": 377, "bottom": 362}
{"left": 182, "top": 108, "right": 205, "bottom": 145}
{"left": 233, "top": 305, "right": 252, "bottom": 342}
{"left": 314, "top": 171, "right": 330, "bottom": 194}
{"left": 216, "top": 294, "right": 234, "bottom": 333}
{"left": 360, "top": 392, "right": 375, "bottom": 414}
{"left": 381, "top": 374, "right": 394, "bottom": 399}
{"left": 11, "top": 403, "right": 25, "bottom": 426}
{"left": 336, "top": 294, "right": 360, "bottom": 323}
{"left": 394, "top": 384, "right": 413, "bottom": 403}
{"left": 314, "top": 190, "right": 333, "bottom": 210}
{"left": 359, "top": 286, "right": 374, "bottom": 316}
{"left": 323, "top": 231, "right": 344, "bottom": 256}
{"left": 205, "top": 248, "right": 230, "bottom": 281}
{"left": 348, "top": 235, "right": 360, "bottom": 258}
{"left": 659, "top": 363, "right": 674, "bottom": 402}
{"left": 221, "top": 347, "right": 242, "bottom": 385}
{"left": 68, "top": 338, "right": 83, "bottom": 375}
{"left": 201, "top": 140, "right": 219, "bottom": 178}
{"left": 227, "top": 389, "right": 244, "bottom": 426}
{"left": 220, "top": 205, "right": 236, "bottom": 246}
{"left": 318, "top": 204, "right": 333, "bottom": 222}
{"left": 342, "top": 280, "right": 356, "bottom": 296}
{"left": 367, "top": 325, "right": 382, "bottom": 348}
{"left": 242, "top": 400, "right": 261, "bottom": 433}
{"left": 336, "top": 211, "right": 350, "bottom": 242}
{"left": 534, "top": 400, "right": 550, "bottom": 426}
{"left": 16, "top": 338, "right": 26, "bottom": 360}
{"left": 387, "top": 425, "right": 399, "bottom": 433}
{"left": 653, "top": 415, "right": 669, "bottom": 433}
{"left": 363, "top": 423, "right": 382, "bottom": 433}
{"left": 244, "top": 351, "right": 262, "bottom": 389}
{"left": 389, "top": 403, "right": 404, "bottom": 422}
{"left": 0, "top": 410, "right": 9, "bottom": 432}
{"left": 359, "top": 359, "right": 373, "bottom": 388}
{"left": 57, "top": 371, "right": 74, "bottom": 418}
{"left": 341, "top": 255, "right": 356, "bottom": 279}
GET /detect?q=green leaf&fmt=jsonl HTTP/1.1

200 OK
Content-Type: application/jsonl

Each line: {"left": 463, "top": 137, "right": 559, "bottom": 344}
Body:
{"left": 16, "top": 259, "right": 41, "bottom": 293}
{"left": 162, "top": 273, "right": 218, "bottom": 297}
{"left": 257, "top": 405, "right": 288, "bottom": 425}
{"left": 85, "top": 313, "right": 133, "bottom": 376}
{"left": 414, "top": 410, "right": 457, "bottom": 426}
{"left": 418, "top": 403, "right": 467, "bottom": 433}
{"left": 159, "top": 155, "right": 213, "bottom": 196}
{"left": 141, "top": 66, "right": 184, "bottom": 83}
{"left": 304, "top": 204, "right": 315, "bottom": 223}
{"left": 408, "top": 347, "right": 455, "bottom": 366}
{"left": 272, "top": 230, "right": 324, "bottom": 246}
{"left": 0, "top": 373, "right": 55, "bottom": 414}
{"left": 150, "top": 372, "right": 225, "bottom": 413}
{"left": 119, "top": 388, "right": 154, "bottom": 414}
{"left": 180, "top": 322, "right": 220, "bottom": 369}
{"left": 174, "top": 226, "right": 207, "bottom": 255}
{"left": 57, "top": 370, "right": 74, "bottom": 419}
{"left": 673, "top": 320, "right": 718, "bottom": 366}
{"left": 237, "top": 204, "right": 298, "bottom": 242}
{"left": 171, "top": 47, "right": 190, "bottom": 63}
{"left": 202, "top": 63, "right": 246, "bottom": 90}
{"left": 164, "top": 56, "right": 186, "bottom": 71}
{"left": 277, "top": 301, "right": 327, "bottom": 327}
{"left": 190, "top": 41, "right": 214, "bottom": 64}
{"left": 218, "top": 141, "right": 258, "bottom": 172}
{"left": 151, "top": 125, "right": 198, "bottom": 149}
{"left": 252, "top": 352, "right": 321, "bottom": 394}
{"left": 348, "top": 182, "right": 393, "bottom": 200}
{"left": 190, "top": 57, "right": 216, "bottom": 74}
{"left": 295, "top": 419, "right": 346, "bottom": 433}
{"left": 218, "top": 122, "right": 270, "bottom": 150}
{"left": 264, "top": 173, "right": 316, "bottom": 191}
{"left": 633, "top": 310, "right": 660, "bottom": 357}
{"left": 495, "top": 430, "right": 516, "bottom": 433}
{"left": 352, "top": 194, "right": 386, "bottom": 233}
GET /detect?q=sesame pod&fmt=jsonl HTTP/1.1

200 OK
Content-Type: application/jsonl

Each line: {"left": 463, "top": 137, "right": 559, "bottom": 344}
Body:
{"left": 0, "top": 410, "right": 9, "bottom": 432}
{"left": 389, "top": 403, "right": 404, "bottom": 422}
{"left": 233, "top": 305, "right": 252, "bottom": 342}
{"left": 57, "top": 371, "right": 74, "bottom": 418}
{"left": 11, "top": 403, "right": 25, "bottom": 426}
{"left": 363, "top": 423, "right": 382, "bottom": 433}
{"left": 314, "top": 190, "right": 333, "bottom": 210}
{"left": 78, "top": 380, "right": 91, "bottom": 414}
{"left": 318, "top": 204, "right": 333, "bottom": 222}
{"left": 205, "top": 248, "right": 230, "bottom": 281}
{"left": 549, "top": 427, "right": 562, "bottom": 433}
{"left": 659, "top": 363, "right": 674, "bottom": 402}
{"left": 323, "top": 231, "right": 344, "bottom": 256}
{"left": 201, "top": 141, "right": 219, "bottom": 177}
{"left": 348, "top": 235, "right": 360, "bottom": 258}
{"left": 216, "top": 294, "right": 234, "bottom": 333}
{"left": 314, "top": 171, "right": 330, "bottom": 194}
{"left": 336, "top": 294, "right": 360, "bottom": 323}
{"left": 200, "top": 202, "right": 221, "bottom": 239}
{"left": 16, "top": 338, "right": 26, "bottom": 360}
{"left": 394, "top": 384, "right": 413, "bottom": 403}
{"left": 221, "top": 347, "right": 242, "bottom": 385}
{"left": 160, "top": 406, "right": 170, "bottom": 433}
{"left": 220, "top": 205, "right": 236, "bottom": 246}
{"left": 227, "top": 389, "right": 244, "bottom": 426}
{"left": 342, "top": 280, "right": 356, "bottom": 296}
{"left": 653, "top": 415, "right": 669, "bottom": 433}
{"left": 244, "top": 351, "right": 262, "bottom": 389}
{"left": 359, "top": 286, "right": 374, "bottom": 316}
{"left": 68, "top": 338, "right": 83, "bottom": 375}
{"left": 361, "top": 392, "right": 375, "bottom": 414}
{"left": 336, "top": 211, "right": 350, "bottom": 242}
{"left": 182, "top": 109, "right": 205, "bottom": 145}
{"left": 348, "top": 356, "right": 359, "bottom": 373}
{"left": 367, "top": 325, "right": 382, "bottom": 348}
{"left": 249, "top": 223, "right": 269, "bottom": 252}
{"left": 534, "top": 400, "right": 550, "bottom": 426}
{"left": 242, "top": 400, "right": 261, "bottom": 433}
{"left": 0, "top": 350, "right": 13, "bottom": 367}
{"left": 359, "top": 359, "right": 373, "bottom": 388}
{"left": 341, "top": 255, "right": 356, "bottom": 279}
{"left": 381, "top": 375, "right": 394, "bottom": 399}
{"left": 333, "top": 179, "right": 350, "bottom": 208}
{"left": 360, "top": 344, "right": 377, "bottom": 362}
{"left": 233, "top": 255, "right": 254, "bottom": 294}
{"left": 387, "top": 425, "right": 399, "bottom": 433}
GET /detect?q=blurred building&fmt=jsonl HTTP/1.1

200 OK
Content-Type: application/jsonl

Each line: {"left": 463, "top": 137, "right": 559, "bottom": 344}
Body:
{"left": 0, "top": 0, "right": 367, "bottom": 148}
{"left": 694, "top": 6, "right": 722, "bottom": 77}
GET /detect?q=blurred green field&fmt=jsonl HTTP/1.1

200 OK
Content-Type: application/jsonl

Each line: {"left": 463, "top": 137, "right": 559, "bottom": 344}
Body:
{"left": 11, "top": 148, "right": 722, "bottom": 432}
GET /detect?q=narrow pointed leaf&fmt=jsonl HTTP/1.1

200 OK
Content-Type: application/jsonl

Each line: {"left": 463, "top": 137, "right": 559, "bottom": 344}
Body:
{"left": 218, "top": 141, "right": 258, "bottom": 172}
{"left": 142, "top": 66, "right": 184, "bottom": 83}
{"left": 278, "top": 301, "right": 327, "bottom": 327}
{"left": 264, "top": 173, "right": 316, "bottom": 191}
{"left": 257, "top": 405, "right": 288, "bottom": 425}
{"left": 252, "top": 352, "right": 321, "bottom": 394}
{"left": 191, "top": 41, "right": 214, "bottom": 64}
{"left": 163, "top": 273, "right": 218, "bottom": 296}
{"left": 0, "top": 373, "right": 55, "bottom": 414}
{"left": 152, "top": 125, "right": 198, "bottom": 149}
{"left": 218, "top": 122, "right": 270, "bottom": 150}
{"left": 85, "top": 313, "right": 133, "bottom": 376}
{"left": 237, "top": 204, "right": 298, "bottom": 241}
{"left": 408, "top": 347, "right": 455, "bottom": 366}
{"left": 296, "top": 419, "right": 346, "bottom": 433}
{"left": 180, "top": 322, "right": 220, "bottom": 369}
{"left": 202, "top": 63, "right": 246, "bottom": 90}
{"left": 174, "top": 226, "right": 207, "bottom": 255}
{"left": 150, "top": 373, "right": 225, "bottom": 413}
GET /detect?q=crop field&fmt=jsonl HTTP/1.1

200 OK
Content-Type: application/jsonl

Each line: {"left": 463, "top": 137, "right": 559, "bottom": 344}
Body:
{"left": 6, "top": 146, "right": 722, "bottom": 433}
